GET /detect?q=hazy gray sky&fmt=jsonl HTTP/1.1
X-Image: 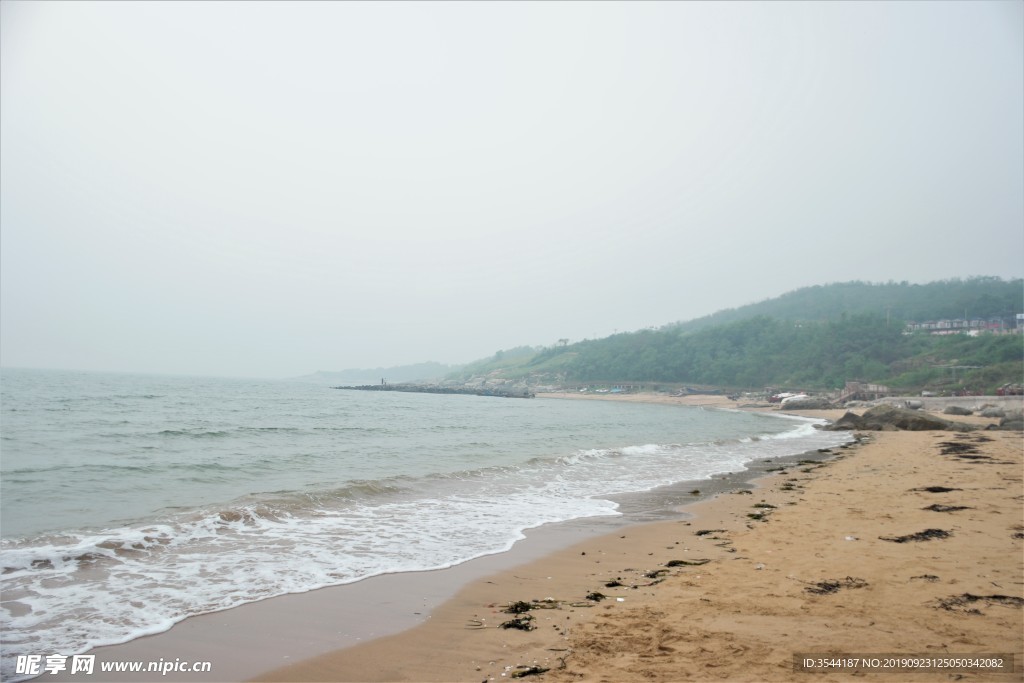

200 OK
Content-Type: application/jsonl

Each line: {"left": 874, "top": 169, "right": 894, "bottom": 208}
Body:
{"left": 2, "top": 1, "right": 1022, "bottom": 378}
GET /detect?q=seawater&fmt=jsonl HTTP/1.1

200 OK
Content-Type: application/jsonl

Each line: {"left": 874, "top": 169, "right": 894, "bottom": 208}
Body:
{"left": 0, "top": 368, "right": 851, "bottom": 679}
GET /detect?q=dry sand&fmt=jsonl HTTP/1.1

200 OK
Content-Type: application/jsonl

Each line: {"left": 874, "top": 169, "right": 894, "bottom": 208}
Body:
{"left": 258, "top": 399, "right": 1023, "bottom": 682}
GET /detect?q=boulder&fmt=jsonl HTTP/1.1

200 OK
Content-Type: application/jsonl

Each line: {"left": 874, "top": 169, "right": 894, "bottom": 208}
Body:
{"left": 990, "top": 411, "right": 1024, "bottom": 431}
{"left": 943, "top": 406, "right": 973, "bottom": 416}
{"left": 779, "top": 397, "right": 834, "bottom": 410}
{"left": 979, "top": 407, "right": 1006, "bottom": 419}
{"left": 829, "top": 411, "right": 866, "bottom": 430}
{"left": 825, "top": 404, "right": 971, "bottom": 431}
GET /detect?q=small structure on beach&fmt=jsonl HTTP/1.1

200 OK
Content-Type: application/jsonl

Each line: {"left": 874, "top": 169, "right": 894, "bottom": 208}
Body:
{"left": 839, "top": 381, "right": 892, "bottom": 403}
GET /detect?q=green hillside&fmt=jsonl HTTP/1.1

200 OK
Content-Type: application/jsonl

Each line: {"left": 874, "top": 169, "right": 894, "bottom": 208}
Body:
{"left": 672, "top": 277, "right": 1022, "bottom": 333}
{"left": 451, "top": 278, "right": 1024, "bottom": 393}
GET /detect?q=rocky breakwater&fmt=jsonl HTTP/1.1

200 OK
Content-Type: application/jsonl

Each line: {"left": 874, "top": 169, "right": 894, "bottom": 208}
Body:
{"left": 336, "top": 383, "right": 535, "bottom": 399}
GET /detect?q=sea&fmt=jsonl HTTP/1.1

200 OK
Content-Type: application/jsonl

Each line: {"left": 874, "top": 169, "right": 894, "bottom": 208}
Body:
{"left": 0, "top": 368, "right": 852, "bottom": 680}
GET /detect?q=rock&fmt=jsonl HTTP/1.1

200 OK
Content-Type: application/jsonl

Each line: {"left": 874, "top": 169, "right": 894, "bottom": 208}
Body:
{"left": 993, "top": 411, "right": 1024, "bottom": 431}
{"left": 824, "top": 404, "right": 971, "bottom": 431}
{"left": 865, "top": 405, "right": 956, "bottom": 430}
{"left": 779, "top": 397, "right": 833, "bottom": 410}
{"left": 830, "top": 411, "right": 864, "bottom": 430}
{"left": 943, "top": 406, "right": 973, "bottom": 416}
{"left": 979, "top": 407, "right": 1006, "bottom": 418}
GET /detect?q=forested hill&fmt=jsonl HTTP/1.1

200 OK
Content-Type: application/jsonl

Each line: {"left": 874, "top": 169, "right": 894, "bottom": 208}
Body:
{"left": 452, "top": 278, "right": 1024, "bottom": 393}
{"left": 672, "top": 277, "right": 1023, "bottom": 333}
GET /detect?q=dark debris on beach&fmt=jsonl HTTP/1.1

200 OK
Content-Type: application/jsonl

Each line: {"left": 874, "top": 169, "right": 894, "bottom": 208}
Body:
{"left": 500, "top": 614, "right": 536, "bottom": 631}
{"left": 510, "top": 665, "right": 550, "bottom": 678}
{"left": 879, "top": 528, "right": 952, "bottom": 543}
{"left": 935, "top": 593, "right": 1024, "bottom": 614}
{"left": 922, "top": 504, "right": 972, "bottom": 512}
{"left": 665, "top": 558, "right": 710, "bottom": 567}
{"left": 804, "top": 576, "right": 869, "bottom": 595}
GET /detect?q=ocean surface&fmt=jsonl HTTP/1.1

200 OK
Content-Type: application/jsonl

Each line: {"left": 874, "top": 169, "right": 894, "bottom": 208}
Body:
{"left": 0, "top": 369, "right": 851, "bottom": 679}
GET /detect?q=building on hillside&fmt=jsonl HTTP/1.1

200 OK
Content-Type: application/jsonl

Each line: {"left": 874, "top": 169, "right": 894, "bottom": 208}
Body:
{"left": 905, "top": 316, "right": 1022, "bottom": 335}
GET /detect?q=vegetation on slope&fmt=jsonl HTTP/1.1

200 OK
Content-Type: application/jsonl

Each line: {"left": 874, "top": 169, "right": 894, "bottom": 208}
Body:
{"left": 672, "top": 277, "right": 1022, "bottom": 333}
{"left": 452, "top": 278, "right": 1023, "bottom": 394}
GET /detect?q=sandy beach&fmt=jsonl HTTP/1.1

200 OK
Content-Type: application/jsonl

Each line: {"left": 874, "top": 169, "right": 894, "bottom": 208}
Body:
{"left": 257, "top": 396, "right": 1023, "bottom": 682}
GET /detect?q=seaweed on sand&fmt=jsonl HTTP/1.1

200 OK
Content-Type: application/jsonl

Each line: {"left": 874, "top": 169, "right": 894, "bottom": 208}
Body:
{"left": 879, "top": 528, "right": 951, "bottom": 543}
{"left": 504, "top": 601, "right": 534, "bottom": 614}
{"left": 665, "top": 558, "right": 710, "bottom": 567}
{"left": 500, "top": 614, "right": 536, "bottom": 631}
{"left": 804, "top": 577, "right": 868, "bottom": 595}
{"left": 936, "top": 439, "right": 1007, "bottom": 462}
{"left": 937, "top": 441, "right": 980, "bottom": 455}
{"left": 936, "top": 594, "right": 1024, "bottom": 614}
{"left": 511, "top": 665, "right": 550, "bottom": 678}
{"left": 922, "top": 504, "right": 972, "bottom": 512}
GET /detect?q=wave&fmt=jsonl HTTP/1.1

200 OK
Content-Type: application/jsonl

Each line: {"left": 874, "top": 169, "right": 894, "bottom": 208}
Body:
{"left": 2, "top": 463, "right": 159, "bottom": 476}
{"left": 2, "top": 528, "right": 175, "bottom": 576}
{"left": 236, "top": 480, "right": 413, "bottom": 509}
{"left": 156, "top": 425, "right": 383, "bottom": 439}
{"left": 157, "top": 429, "right": 231, "bottom": 438}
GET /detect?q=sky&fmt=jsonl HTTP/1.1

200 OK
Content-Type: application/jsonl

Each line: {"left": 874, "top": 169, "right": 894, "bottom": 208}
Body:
{"left": 1, "top": 1, "right": 1022, "bottom": 379}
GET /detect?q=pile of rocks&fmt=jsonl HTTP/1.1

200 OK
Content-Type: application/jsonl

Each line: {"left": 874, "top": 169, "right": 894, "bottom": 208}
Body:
{"left": 825, "top": 404, "right": 1023, "bottom": 431}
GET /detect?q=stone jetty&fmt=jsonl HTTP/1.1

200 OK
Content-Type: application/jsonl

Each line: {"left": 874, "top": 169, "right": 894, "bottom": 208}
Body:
{"left": 335, "top": 384, "right": 535, "bottom": 399}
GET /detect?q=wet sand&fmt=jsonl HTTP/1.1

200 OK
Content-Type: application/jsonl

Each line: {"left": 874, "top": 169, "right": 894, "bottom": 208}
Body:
{"left": 257, "top": 399, "right": 1023, "bottom": 682}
